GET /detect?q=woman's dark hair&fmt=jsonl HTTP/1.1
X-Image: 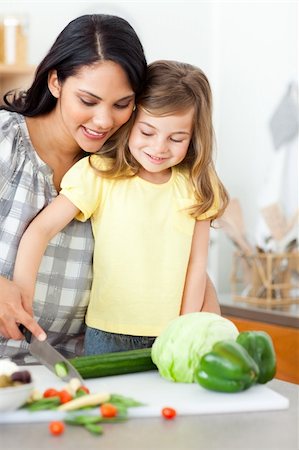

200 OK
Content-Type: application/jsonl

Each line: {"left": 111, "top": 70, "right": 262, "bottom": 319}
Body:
{"left": 1, "top": 14, "right": 147, "bottom": 116}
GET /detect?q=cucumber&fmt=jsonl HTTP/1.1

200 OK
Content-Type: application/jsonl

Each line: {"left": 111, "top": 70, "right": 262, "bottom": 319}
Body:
{"left": 54, "top": 361, "right": 69, "bottom": 378}
{"left": 69, "top": 348, "right": 157, "bottom": 379}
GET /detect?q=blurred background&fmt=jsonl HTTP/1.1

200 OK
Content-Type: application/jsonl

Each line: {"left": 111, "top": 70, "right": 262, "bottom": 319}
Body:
{"left": 0, "top": 0, "right": 298, "bottom": 295}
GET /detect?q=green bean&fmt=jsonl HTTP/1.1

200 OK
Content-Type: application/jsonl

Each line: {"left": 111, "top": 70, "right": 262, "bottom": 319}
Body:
{"left": 23, "top": 397, "right": 60, "bottom": 411}
{"left": 84, "top": 423, "right": 103, "bottom": 435}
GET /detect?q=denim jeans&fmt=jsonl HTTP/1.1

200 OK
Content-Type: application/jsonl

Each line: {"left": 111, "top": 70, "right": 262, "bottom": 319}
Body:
{"left": 84, "top": 326, "right": 156, "bottom": 355}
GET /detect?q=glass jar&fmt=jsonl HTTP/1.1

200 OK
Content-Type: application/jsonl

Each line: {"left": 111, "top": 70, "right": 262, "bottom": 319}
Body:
{"left": 0, "top": 15, "right": 28, "bottom": 65}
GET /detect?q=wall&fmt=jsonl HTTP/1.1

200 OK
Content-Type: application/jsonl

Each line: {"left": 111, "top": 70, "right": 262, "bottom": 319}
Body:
{"left": 1, "top": 0, "right": 297, "bottom": 292}
{"left": 212, "top": 2, "right": 298, "bottom": 290}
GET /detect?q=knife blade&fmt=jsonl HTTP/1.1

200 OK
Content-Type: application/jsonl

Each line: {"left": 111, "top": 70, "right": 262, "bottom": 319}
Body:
{"left": 19, "top": 325, "right": 84, "bottom": 384}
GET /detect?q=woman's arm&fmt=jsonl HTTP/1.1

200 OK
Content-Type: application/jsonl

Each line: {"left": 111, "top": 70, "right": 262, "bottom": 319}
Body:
{"left": 180, "top": 220, "right": 210, "bottom": 314}
{"left": 12, "top": 194, "right": 79, "bottom": 336}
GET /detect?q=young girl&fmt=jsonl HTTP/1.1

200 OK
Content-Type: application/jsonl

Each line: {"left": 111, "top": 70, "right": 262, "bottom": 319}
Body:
{"left": 13, "top": 60, "right": 229, "bottom": 355}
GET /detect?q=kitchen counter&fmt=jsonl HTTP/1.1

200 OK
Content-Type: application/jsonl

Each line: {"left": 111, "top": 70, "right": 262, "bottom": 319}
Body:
{"left": 1, "top": 379, "right": 298, "bottom": 450}
{"left": 220, "top": 293, "right": 299, "bottom": 328}
{"left": 220, "top": 293, "right": 299, "bottom": 384}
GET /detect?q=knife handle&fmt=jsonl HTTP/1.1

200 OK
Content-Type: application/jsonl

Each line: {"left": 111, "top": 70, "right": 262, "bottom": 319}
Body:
{"left": 18, "top": 324, "right": 32, "bottom": 343}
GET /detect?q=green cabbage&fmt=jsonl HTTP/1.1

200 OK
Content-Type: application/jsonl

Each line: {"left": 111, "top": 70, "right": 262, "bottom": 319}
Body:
{"left": 151, "top": 312, "right": 239, "bottom": 383}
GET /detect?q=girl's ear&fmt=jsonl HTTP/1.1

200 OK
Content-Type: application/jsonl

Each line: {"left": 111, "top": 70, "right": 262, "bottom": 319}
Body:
{"left": 48, "top": 70, "right": 61, "bottom": 98}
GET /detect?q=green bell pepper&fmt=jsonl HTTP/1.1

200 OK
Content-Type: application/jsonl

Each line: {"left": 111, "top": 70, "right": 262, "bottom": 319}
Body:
{"left": 194, "top": 340, "right": 260, "bottom": 393}
{"left": 236, "top": 331, "right": 276, "bottom": 384}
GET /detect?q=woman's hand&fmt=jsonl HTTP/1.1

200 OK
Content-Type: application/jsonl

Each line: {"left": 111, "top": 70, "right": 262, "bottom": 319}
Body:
{"left": 0, "top": 276, "right": 46, "bottom": 341}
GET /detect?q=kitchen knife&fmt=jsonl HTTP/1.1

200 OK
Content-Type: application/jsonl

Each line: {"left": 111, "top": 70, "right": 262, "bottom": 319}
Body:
{"left": 19, "top": 325, "right": 84, "bottom": 384}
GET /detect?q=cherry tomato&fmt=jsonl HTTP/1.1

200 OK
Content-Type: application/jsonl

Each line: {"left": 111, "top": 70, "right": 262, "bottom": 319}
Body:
{"left": 49, "top": 421, "right": 65, "bottom": 436}
{"left": 161, "top": 407, "right": 177, "bottom": 420}
{"left": 100, "top": 403, "right": 118, "bottom": 418}
{"left": 43, "top": 388, "right": 59, "bottom": 398}
{"left": 57, "top": 390, "right": 73, "bottom": 404}
{"left": 77, "top": 385, "right": 90, "bottom": 395}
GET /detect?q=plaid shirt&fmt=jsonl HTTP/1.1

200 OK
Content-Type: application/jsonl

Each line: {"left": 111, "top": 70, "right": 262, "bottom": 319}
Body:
{"left": 0, "top": 110, "right": 93, "bottom": 363}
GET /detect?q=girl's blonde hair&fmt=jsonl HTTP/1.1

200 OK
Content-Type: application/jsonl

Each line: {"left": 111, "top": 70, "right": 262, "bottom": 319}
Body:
{"left": 91, "top": 60, "right": 229, "bottom": 220}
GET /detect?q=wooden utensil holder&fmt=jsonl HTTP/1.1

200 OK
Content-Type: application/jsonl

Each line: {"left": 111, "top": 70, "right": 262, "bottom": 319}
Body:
{"left": 231, "top": 251, "right": 299, "bottom": 306}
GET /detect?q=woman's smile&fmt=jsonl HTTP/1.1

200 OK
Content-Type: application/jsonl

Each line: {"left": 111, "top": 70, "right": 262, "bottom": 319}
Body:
{"left": 81, "top": 125, "right": 110, "bottom": 141}
{"left": 53, "top": 61, "right": 135, "bottom": 153}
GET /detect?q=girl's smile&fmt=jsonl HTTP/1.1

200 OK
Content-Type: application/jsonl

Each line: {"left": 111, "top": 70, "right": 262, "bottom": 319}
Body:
{"left": 144, "top": 152, "right": 168, "bottom": 164}
{"left": 128, "top": 107, "right": 194, "bottom": 183}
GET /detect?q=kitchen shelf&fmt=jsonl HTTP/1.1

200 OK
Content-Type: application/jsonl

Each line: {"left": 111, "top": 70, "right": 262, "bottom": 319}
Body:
{"left": 0, "top": 64, "right": 36, "bottom": 74}
{"left": 0, "top": 64, "right": 36, "bottom": 100}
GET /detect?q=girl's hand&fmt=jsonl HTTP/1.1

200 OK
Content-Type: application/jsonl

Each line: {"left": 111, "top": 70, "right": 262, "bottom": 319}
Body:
{"left": 0, "top": 276, "right": 46, "bottom": 341}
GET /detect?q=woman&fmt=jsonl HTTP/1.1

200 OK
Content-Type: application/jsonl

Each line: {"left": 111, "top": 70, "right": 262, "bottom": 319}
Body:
{"left": 0, "top": 13, "right": 147, "bottom": 363}
{"left": 0, "top": 14, "right": 220, "bottom": 363}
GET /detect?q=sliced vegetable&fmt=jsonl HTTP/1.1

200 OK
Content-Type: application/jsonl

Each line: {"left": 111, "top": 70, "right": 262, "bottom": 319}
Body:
{"left": 194, "top": 340, "right": 260, "bottom": 393}
{"left": 57, "top": 392, "right": 110, "bottom": 411}
{"left": 161, "top": 407, "right": 177, "bottom": 420}
{"left": 236, "top": 331, "right": 276, "bottom": 384}
{"left": 49, "top": 421, "right": 65, "bottom": 436}
{"left": 69, "top": 348, "right": 157, "bottom": 379}
{"left": 54, "top": 362, "right": 69, "bottom": 379}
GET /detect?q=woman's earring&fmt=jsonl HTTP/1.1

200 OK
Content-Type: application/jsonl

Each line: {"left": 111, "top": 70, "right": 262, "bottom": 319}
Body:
{"left": 133, "top": 105, "right": 136, "bottom": 111}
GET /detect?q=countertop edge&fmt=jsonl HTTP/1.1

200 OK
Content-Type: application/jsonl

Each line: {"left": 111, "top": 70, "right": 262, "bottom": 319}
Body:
{"left": 219, "top": 294, "right": 299, "bottom": 328}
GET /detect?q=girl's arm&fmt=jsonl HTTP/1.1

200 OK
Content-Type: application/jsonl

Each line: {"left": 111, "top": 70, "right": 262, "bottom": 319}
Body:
{"left": 202, "top": 274, "right": 221, "bottom": 314}
{"left": 180, "top": 220, "right": 210, "bottom": 314}
{"left": 13, "top": 194, "right": 79, "bottom": 336}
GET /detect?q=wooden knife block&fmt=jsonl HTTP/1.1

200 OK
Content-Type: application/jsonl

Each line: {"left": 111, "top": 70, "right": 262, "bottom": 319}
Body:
{"left": 231, "top": 251, "right": 299, "bottom": 305}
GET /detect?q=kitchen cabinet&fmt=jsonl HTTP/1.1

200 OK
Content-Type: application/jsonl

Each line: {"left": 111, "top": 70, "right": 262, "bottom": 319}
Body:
{"left": 220, "top": 294, "right": 299, "bottom": 384}
{"left": 0, "top": 64, "right": 35, "bottom": 101}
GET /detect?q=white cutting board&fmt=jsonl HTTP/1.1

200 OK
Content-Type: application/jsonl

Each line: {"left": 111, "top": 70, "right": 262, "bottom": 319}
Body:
{"left": 0, "top": 366, "right": 289, "bottom": 423}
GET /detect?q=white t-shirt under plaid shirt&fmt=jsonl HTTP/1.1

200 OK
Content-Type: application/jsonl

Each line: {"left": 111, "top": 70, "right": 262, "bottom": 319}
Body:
{"left": 0, "top": 110, "right": 93, "bottom": 363}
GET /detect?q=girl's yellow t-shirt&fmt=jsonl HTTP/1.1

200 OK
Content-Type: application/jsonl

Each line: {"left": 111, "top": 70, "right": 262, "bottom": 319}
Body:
{"left": 60, "top": 156, "right": 219, "bottom": 336}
